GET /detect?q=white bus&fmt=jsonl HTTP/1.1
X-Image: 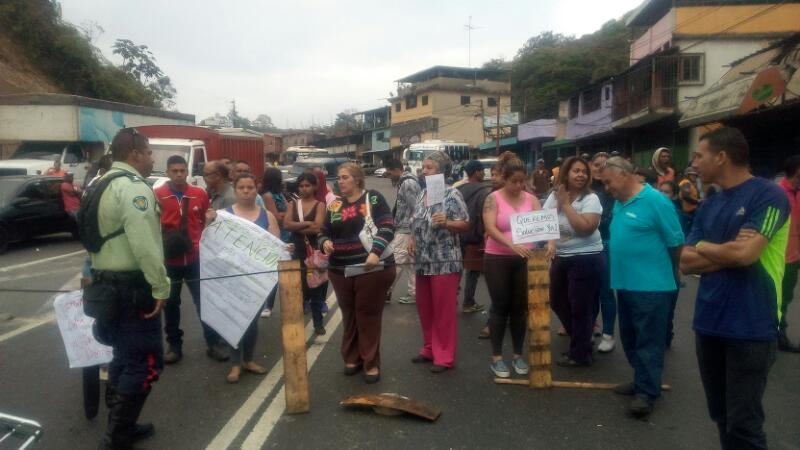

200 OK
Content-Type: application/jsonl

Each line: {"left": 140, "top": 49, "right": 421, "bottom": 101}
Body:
{"left": 402, "top": 140, "right": 470, "bottom": 176}
{"left": 282, "top": 146, "right": 329, "bottom": 165}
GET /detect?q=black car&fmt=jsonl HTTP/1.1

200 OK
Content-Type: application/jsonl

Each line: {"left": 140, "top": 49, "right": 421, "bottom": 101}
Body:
{"left": 0, "top": 176, "right": 77, "bottom": 253}
{"left": 283, "top": 157, "right": 351, "bottom": 195}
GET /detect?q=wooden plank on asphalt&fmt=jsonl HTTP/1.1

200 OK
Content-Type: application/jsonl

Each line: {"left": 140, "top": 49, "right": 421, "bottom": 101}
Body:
{"left": 528, "top": 250, "right": 552, "bottom": 389}
{"left": 278, "top": 259, "right": 310, "bottom": 414}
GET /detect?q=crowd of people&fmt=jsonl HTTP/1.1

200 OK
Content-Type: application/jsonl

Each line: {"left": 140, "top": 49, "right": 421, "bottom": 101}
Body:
{"left": 377, "top": 126, "right": 796, "bottom": 448}
{"left": 68, "top": 124, "right": 796, "bottom": 449}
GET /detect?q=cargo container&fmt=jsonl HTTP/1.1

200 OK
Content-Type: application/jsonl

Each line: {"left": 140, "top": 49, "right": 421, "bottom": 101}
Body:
{"left": 0, "top": 94, "right": 194, "bottom": 185}
{"left": 135, "top": 125, "right": 266, "bottom": 188}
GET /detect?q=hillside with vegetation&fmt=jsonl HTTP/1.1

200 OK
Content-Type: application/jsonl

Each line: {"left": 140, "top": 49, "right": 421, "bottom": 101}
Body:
{"left": 0, "top": 0, "right": 174, "bottom": 108}
{"left": 485, "top": 15, "right": 634, "bottom": 121}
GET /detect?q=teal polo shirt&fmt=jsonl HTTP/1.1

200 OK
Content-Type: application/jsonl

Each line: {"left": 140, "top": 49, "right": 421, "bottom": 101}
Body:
{"left": 609, "top": 184, "right": 685, "bottom": 292}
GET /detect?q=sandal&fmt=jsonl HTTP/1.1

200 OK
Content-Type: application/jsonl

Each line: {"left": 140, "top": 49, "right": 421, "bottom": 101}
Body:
{"left": 243, "top": 362, "right": 267, "bottom": 375}
{"left": 226, "top": 366, "right": 241, "bottom": 383}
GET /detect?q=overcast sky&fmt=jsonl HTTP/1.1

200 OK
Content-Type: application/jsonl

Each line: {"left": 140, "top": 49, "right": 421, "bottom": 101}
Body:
{"left": 60, "top": 0, "right": 642, "bottom": 128}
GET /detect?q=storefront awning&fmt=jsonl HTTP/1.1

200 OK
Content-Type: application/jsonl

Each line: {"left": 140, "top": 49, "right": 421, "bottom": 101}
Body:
{"left": 478, "top": 137, "right": 517, "bottom": 151}
{"left": 541, "top": 139, "right": 575, "bottom": 150}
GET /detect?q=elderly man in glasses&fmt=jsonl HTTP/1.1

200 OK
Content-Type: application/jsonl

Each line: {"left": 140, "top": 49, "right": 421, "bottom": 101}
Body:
{"left": 601, "top": 156, "right": 684, "bottom": 417}
{"left": 204, "top": 160, "right": 236, "bottom": 211}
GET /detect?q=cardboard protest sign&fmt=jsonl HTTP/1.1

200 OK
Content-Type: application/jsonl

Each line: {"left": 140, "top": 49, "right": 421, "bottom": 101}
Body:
{"left": 510, "top": 208, "right": 560, "bottom": 244}
{"left": 425, "top": 174, "right": 446, "bottom": 206}
{"left": 53, "top": 290, "right": 113, "bottom": 368}
{"left": 200, "top": 210, "right": 290, "bottom": 348}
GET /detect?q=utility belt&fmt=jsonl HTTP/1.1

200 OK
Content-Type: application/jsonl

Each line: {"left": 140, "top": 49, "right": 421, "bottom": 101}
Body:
{"left": 84, "top": 270, "right": 154, "bottom": 323}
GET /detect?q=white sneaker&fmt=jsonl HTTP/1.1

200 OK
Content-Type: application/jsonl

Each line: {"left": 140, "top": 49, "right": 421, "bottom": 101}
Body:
{"left": 260, "top": 309, "right": 272, "bottom": 318}
{"left": 598, "top": 334, "right": 615, "bottom": 353}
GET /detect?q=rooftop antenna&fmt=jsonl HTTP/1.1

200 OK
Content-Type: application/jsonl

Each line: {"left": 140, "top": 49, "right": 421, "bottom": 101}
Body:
{"left": 464, "top": 15, "right": 484, "bottom": 68}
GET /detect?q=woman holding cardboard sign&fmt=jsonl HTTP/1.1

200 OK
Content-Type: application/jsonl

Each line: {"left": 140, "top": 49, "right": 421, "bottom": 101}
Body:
{"left": 217, "top": 173, "right": 283, "bottom": 383}
{"left": 483, "top": 153, "right": 542, "bottom": 379}
{"left": 408, "top": 151, "right": 469, "bottom": 373}
{"left": 543, "top": 156, "right": 603, "bottom": 367}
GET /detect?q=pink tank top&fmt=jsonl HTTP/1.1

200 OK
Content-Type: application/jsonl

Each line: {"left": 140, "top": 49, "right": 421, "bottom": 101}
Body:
{"left": 485, "top": 190, "right": 539, "bottom": 256}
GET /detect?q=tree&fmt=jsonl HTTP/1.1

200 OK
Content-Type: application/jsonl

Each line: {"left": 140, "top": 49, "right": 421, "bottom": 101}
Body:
{"left": 252, "top": 114, "right": 275, "bottom": 131}
{"left": 332, "top": 108, "right": 358, "bottom": 133}
{"left": 482, "top": 58, "right": 512, "bottom": 70}
{"left": 503, "top": 18, "right": 632, "bottom": 121}
{"left": 226, "top": 101, "right": 250, "bottom": 128}
{"left": 0, "top": 0, "right": 159, "bottom": 107}
{"left": 112, "top": 39, "right": 177, "bottom": 109}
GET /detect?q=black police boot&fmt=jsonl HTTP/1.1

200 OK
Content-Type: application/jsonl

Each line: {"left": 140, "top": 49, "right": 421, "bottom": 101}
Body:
{"left": 98, "top": 391, "right": 153, "bottom": 449}
{"left": 104, "top": 385, "right": 154, "bottom": 443}
{"left": 98, "top": 391, "right": 136, "bottom": 450}
{"left": 127, "top": 391, "right": 155, "bottom": 443}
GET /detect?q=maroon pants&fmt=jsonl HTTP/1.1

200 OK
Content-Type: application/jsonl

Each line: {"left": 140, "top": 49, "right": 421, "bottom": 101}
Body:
{"left": 329, "top": 266, "right": 396, "bottom": 371}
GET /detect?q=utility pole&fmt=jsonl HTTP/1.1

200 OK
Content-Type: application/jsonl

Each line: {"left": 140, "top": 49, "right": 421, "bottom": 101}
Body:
{"left": 495, "top": 99, "right": 501, "bottom": 156}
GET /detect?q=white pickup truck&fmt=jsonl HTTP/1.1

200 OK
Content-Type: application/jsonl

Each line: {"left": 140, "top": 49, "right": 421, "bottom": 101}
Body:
{"left": 0, "top": 141, "right": 103, "bottom": 185}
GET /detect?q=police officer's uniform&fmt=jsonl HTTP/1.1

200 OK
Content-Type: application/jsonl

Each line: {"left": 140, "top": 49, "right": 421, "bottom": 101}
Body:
{"left": 90, "top": 161, "right": 170, "bottom": 449}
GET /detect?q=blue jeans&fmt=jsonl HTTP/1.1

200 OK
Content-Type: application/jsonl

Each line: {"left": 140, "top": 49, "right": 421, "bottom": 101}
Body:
{"left": 593, "top": 246, "right": 617, "bottom": 336}
{"left": 617, "top": 290, "right": 672, "bottom": 400}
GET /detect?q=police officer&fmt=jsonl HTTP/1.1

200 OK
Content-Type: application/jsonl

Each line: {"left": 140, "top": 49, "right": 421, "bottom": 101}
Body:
{"left": 89, "top": 128, "right": 170, "bottom": 450}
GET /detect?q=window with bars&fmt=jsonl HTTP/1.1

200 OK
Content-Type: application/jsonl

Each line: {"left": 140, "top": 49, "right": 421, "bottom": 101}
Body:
{"left": 581, "top": 87, "right": 601, "bottom": 115}
{"left": 678, "top": 54, "right": 704, "bottom": 85}
{"left": 460, "top": 95, "right": 471, "bottom": 105}
{"left": 568, "top": 96, "right": 579, "bottom": 119}
{"left": 405, "top": 95, "right": 417, "bottom": 109}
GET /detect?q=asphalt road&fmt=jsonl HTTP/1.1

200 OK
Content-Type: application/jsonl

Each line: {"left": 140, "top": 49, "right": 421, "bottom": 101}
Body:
{"left": 1, "top": 176, "right": 799, "bottom": 450}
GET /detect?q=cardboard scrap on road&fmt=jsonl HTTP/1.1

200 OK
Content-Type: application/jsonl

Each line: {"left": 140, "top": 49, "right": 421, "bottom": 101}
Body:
{"left": 340, "top": 393, "right": 441, "bottom": 422}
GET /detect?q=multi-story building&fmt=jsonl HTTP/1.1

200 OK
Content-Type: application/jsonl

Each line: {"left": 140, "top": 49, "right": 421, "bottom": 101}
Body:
{"left": 388, "top": 66, "right": 511, "bottom": 154}
{"left": 611, "top": 0, "right": 800, "bottom": 168}
{"left": 352, "top": 107, "right": 392, "bottom": 165}
{"left": 281, "top": 130, "right": 326, "bottom": 149}
{"left": 542, "top": 78, "right": 628, "bottom": 162}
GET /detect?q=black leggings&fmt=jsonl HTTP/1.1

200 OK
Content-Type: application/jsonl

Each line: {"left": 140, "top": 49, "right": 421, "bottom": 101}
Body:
{"left": 484, "top": 254, "right": 528, "bottom": 356}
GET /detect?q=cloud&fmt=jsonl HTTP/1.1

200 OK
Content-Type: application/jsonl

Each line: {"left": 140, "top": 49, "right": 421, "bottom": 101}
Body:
{"left": 59, "top": 0, "right": 642, "bottom": 127}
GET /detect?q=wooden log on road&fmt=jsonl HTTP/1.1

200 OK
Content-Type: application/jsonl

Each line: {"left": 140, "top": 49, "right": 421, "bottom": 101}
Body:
{"left": 527, "top": 250, "right": 552, "bottom": 389}
{"left": 278, "top": 259, "right": 310, "bottom": 414}
{"left": 494, "top": 378, "right": 672, "bottom": 391}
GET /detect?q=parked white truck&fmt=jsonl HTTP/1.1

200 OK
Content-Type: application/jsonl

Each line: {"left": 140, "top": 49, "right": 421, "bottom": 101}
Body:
{"left": 0, "top": 94, "right": 195, "bottom": 185}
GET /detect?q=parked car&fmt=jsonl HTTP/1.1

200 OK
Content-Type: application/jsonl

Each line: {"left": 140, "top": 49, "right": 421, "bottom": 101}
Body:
{"left": 373, "top": 167, "right": 388, "bottom": 178}
{"left": 0, "top": 176, "right": 77, "bottom": 253}
{"left": 360, "top": 163, "right": 377, "bottom": 175}
{"left": 283, "top": 157, "right": 351, "bottom": 194}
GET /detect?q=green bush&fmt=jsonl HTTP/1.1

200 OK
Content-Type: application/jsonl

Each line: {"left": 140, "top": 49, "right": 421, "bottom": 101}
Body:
{"left": 0, "top": 0, "right": 159, "bottom": 107}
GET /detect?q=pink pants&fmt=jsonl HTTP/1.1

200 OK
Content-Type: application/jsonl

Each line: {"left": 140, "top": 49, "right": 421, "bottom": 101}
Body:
{"left": 415, "top": 273, "right": 460, "bottom": 367}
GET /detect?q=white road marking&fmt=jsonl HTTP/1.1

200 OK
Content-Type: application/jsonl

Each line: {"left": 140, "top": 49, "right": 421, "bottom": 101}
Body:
{"left": 205, "top": 292, "right": 340, "bottom": 450}
{"left": 0, "top": 273, "right": 81, "bottom": 344}
{"left": 0, "top": 266, "right": 76, "bottom": 284}
{"left": 241, "top": 305, "right": 342, "bottom": 450}
{"left": 0, "top": 250, "right": 85, "bottom": 273}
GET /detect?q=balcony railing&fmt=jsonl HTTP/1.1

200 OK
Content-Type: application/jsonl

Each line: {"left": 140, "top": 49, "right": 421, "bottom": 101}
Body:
{"left": 612, "top": 55, "right": 678, "bottom": 122}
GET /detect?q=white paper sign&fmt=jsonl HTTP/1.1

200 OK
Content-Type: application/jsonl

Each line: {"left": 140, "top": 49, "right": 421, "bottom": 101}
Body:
{"left": 200, "top": 210, "right": 291, "bottom": 348}
{"left": 510, "top": 208, "right": 560, "bottom": 244}
{"left": 54, "top": 290, "right": 113, "bottom": 368}
{"left": 425, "top": 174, "right": 446, "bottom": 206}
{"left": 344, "top": 262, "right": 385, "bottom": 278}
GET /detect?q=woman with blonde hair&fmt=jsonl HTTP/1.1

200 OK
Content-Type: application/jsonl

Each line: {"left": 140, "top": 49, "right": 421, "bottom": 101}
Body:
{"left": 319, "top": 162, "right": 396, "bottom": 383}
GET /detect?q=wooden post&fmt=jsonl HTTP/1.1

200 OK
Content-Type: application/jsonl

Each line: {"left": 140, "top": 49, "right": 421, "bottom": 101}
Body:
{"left": 278, "top": 259, "right": 310, "bottom": 414}
{"left": 527, "top": 250, "right": 552, "bottom": 389}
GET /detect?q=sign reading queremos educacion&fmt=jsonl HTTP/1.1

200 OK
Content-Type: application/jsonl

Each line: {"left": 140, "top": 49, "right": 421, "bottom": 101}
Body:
{"left": 199, "top": 210, "right": 291, "bottom": 348}
{"left": 510, "top": 208, "right": 560, "bottom": 244}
